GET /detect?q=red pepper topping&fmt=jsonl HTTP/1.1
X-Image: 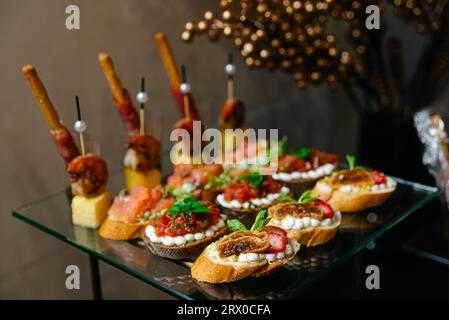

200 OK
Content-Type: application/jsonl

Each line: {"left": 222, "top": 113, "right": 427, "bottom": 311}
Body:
{"left": 372, "top": 171, "right": 387, "bottom": 185}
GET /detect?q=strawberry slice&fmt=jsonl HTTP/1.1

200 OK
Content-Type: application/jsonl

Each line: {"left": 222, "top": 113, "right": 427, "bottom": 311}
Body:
{"left": 261, "top": 225, "right": 287, "bottom": 237}
{"left": 261, "top": 226, "right": 288, "bottom": 253}
{"left": 315, "top": 199, "right": 334, "bottom": 219}
{"left": 372, "top": 171, "right": 387, "bottom": 185}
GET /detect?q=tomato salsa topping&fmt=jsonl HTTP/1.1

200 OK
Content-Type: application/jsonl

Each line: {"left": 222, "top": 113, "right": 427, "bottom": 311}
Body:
{"left": 149, "top": 197, "right": 222, "bottom": 237}
{"left": 223, "top": 173, "right": 284, "bottom": 203}
{"left": 277, "top": 149, "right": 339, "bottom": 173}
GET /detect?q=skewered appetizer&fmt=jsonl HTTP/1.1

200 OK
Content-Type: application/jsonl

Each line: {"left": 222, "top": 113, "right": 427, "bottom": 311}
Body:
{"left": 311, "top": 155, "right": 397, "bottom": 212}
{"left": 272, "top": 144, "right": 339, "bottom": 196}
{"left": 166, "top": 163, "right": 229, "bottom": 202}
{"left": 68, "top": 97, "right": 111, "bottom": 228}
{"left": 267, "top": 191, "right": 341, "bottom": 246}
{"left": 191, "top": 210, "right": 300, "bottom": 283}
{"left": 155, "top": 33, "right": 200, "bottom": 121}
{"left": 220, "top": 53, "right": 247, "bottom": 154}
{"left": 22, "top": 66, "right": 110, "bottom": 228}
{"left": 22, "top": 65, "right": 80, "bottom": 165}
{"left": 143, "top": 197, "right": 228, "bottom": 260}
{"left": 68, "top": 153, "right": 111, "bottom": 228}
{"left": 99, "top": 185, "right": 175, "bottom": 240}
{"left": 216, "top": 172, "right": 290, "bottom": 216}
{"left": 98, "top": 54, "right": 161, "bottom": 191}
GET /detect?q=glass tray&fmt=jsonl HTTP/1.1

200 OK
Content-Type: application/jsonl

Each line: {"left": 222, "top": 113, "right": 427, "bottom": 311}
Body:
{"left": 403, "top": 210, "right": 449, "bottom": 266}
{"left": 12, "top": 173, "right": 437, "bottom": 299}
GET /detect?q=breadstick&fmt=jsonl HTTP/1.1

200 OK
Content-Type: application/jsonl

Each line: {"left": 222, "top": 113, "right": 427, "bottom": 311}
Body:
{"left": 155, "top": 33, "right": 181, "bottom": 87}
{"left": 98, "top": 52, "right": 126, "bottom": 103}
{"left": 22, "top": 65, "right": 62, "bottom": 130}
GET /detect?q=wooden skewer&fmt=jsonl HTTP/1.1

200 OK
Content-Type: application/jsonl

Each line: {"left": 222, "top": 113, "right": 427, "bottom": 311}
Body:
{"left": 140, "top": 77, "right": 145, "bottom": 135}
{"left": 155, "top": 33, "right": 181, "bottom": 87}
{"left": 75, "top": 96, "right": 86, "bottom": 156}
{"left": 227, "top": 53, "right": 234, "bottom": 101}
{"left": 180, "top": 65, "right": 191, "bottom": 119}
{"left": 22, "top": 65, "right": 62, "bottom": 130}
{"left": 98, "top": 52, "right": 126, "bottom": 103}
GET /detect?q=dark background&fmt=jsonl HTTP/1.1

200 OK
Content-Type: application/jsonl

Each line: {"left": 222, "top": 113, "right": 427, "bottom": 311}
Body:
{"left": 1, "top": 0, "right": 447, "bottom": 299}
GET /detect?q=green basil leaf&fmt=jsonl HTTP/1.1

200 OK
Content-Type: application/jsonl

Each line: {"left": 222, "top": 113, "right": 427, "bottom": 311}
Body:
{"left": 295, "top": 148, "right": 312, "bottom": 160}
{"left": 168, "top": 197, "right": 211, "bottom": 216}
{"left": 346, "top": 154, "right": 356, "bottom": 170}
{"left": 298, "top": 190, "right": 317, "bottom": 203}
{"left": 277, "top": 193, "right": 296, "bottom": 202}
{"left": 251, "top": 210, "right": 271, "bottom": 231}
{"left": 240, "top": 172, "right": 264, "bottom": 187}
{"left": 227, "top": 219, "right": 248, "bottom": 232}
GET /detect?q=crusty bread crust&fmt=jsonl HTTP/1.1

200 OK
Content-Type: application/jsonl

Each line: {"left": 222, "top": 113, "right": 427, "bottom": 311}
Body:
{"left": 192, "top": 252, "right": 267, "bottom": 283}
{"left": 192, "top": 240, "right": 300, "bottom": 282}
{"left": 143, "top": 226, "right": 229, "bottom": 260}
{"left": 287, "top": 224, "right": 339, "bottom": 247}
{"left": 99, "top": 216, "right": 146, "bottom": 240}
{"left": 311, "top": 186, "right": 395, "bottom": 212}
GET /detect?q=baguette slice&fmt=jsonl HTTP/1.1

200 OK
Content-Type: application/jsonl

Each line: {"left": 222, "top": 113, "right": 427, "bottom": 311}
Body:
{"left": 192, "top": 251, "right": 267, "bottom": 283}
{"left": 311, "top": 186, "right": 395, "bottom": 212}
{"left": 218, "top": 198, "right": 287, "bottom": 219}
{"left": 192, "top": 239, "right": 300, "bottom": 282}
{"left": 143, "top": 226, "right": 229, "bottom": 260}
{"left": 282, "top": 211, "right": 341, "bottom": 247}
{"left": 99, "top": 216, "right": 146, "bottom": 240}
{"left": 252, "top": 240, "right": 300, "bottom": 278}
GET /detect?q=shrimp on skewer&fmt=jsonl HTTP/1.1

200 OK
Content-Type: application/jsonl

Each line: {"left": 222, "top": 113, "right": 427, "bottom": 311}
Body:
{"left": 67, "top": 154, "right": 109, "bottom": 197}
{"left": 124, "top": 134, "right": 161, "bottom": 172}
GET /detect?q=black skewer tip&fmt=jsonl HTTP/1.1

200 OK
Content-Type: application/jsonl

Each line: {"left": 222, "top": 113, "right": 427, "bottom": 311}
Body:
{"left": 141, "top": 77, "right": 145, "bottom": 92}
{"left": 75, "top": 96, "right": 82, "bottom": 121}
{"left": 181, "top": 65, "right": 187, "bottom": 83}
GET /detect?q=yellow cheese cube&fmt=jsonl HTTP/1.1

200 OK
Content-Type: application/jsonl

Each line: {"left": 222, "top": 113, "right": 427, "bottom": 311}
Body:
{"left": 124, "top": 168, "right": 161, "bottom": 192}
{"left": 71, "top": 191, "right": 111, "bottom": 229}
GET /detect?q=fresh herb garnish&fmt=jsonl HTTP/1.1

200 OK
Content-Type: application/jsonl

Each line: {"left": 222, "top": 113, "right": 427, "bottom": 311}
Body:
{"left": 346, "top": 154, "right": 356, "bottom": 170}
{"left": 298, "top": 190, "right": 317, "bottom": 203}
{"left": 251, "top": 210, "right": 271, "bottom": 231}
{"left": 168, "top": 197, "right": 211, "bottom": 216}
{"left": 204, "top": 173, "right": 232, "bottom": 190}
{"left": 240, "top": 172, "right": 264, "bottom": 187}
{"left": 294, "top": 147, "right": 312, "bottom": 160}
{"left": 227, "top": 219, "right": 248, "bottom": 232}
{"left": 278, "top": 135, "right": 288, "bottom": 155}
{"left": 277, "top": 193, "right": 296, "bottom": 202}
{"left": 226, "top": 210, "right": 271, "bottom": 232}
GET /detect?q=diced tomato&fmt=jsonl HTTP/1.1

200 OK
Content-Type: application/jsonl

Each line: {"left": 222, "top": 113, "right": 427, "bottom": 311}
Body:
{"left": 223, "top": 180, "right": 259, "bottom": 202}
{"left": 315, "top": 199, "right": 334, "bottom": 219}
{"left": 278, "top": 155, "right": 307, "bottom": 173}
{"left": 372, "top": 171, "right": 387, "bottom": 185}
{"left": 260, "top": 177, "right": 282, "bottom": 194}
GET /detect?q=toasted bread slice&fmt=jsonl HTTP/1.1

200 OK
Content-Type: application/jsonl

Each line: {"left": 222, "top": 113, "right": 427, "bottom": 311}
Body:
{"left": 98, "top": 216, "right": 146, "bottom": 240}
{"left": 192, "top": 240, "right": 300, "bottom": 282}
{"left": 311, "top": 186, "right": 395, "bottom": 212}
{"left": 285, "top": 213, "right": 341, "bottom": 247}
{"left": 143, "top": 226, "right": 229, "bottom": 260}
{"left": 192, "top": 251, "right": 267, "bottom": 283}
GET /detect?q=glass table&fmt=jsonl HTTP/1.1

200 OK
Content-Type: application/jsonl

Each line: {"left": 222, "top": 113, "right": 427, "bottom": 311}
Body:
{"left": 12, "top": 172, "right": 438, "bottom": 300}
{"left": 403, "top": 207, "right": 449, "bottom": 267}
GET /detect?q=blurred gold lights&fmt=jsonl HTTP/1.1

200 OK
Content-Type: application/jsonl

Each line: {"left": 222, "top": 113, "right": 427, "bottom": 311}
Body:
{"left": 182, "top": 0, "right": 444, "bottom": 90}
